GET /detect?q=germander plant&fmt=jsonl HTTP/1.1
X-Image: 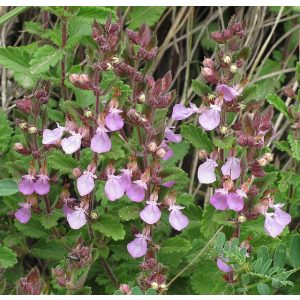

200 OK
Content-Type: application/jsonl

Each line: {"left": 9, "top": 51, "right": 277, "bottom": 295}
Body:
{"left": 0, "top": 8, "right": 300, "bottom": 295}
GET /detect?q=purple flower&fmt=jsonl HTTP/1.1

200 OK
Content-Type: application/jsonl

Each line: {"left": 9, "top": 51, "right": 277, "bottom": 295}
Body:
{"left": 105, "top": 108, "right": 124, "bottom": 131}
{"left": 197, "top": 158, "right": 218, "bottom": 184}
{"left": 198, "top": 104, "right": 221, "bottom": 131}
{"left": 273, "top": 204, "right": 291, "bottom": 227}
{"left": 91, "top": 126, "right": 112, "bottom": 154}
{"left": 33, "top": 174, "right": 50, "bottom": 195}
{"left": 66, "top": 206, "right": 87, "bottom": 230}
{"left": 171, "top": 103, "right": 197, "bottom": 120}
{"left": 126, "top": 180, "right": 147, "bottom": 202}
{"left": 77, "top": 171, "right": 96, "bottom": 196}
{"left": 140, "top": 201, "right": 161, "bottom": 224}
{"left": 217, "top": 258, "right": 233, "bottom": 273}
{"left": 42, "top": 124, "right": 65, "bottom": 145}
{"left": 162, "top": 180, "right": 176, "bottom": 188}
{"left": 165, "top": 126, "right": 182, "bottom": 143}
{"left": 19, "top": 175, "right": 35, "bottom": 195}
{"left": 168, "top": 205, "right": 189, "bottom": 231}
{"left": 216, "top": 84, "right": 239, "bottom": 102}
{"left": 226, "top": 191, "right": 245, "bottom": 212}
{"left": 120, "top": 169, "right": 132, "bottom": 191}
{"left": 61, "top": 132, "right": 82, "bottom": 154}
{"left": 210, "top": 190, "right": 228, "bottom": 210}
{"left": 62, "top": 198, "right": 74, "bottom": 216}
{"left": 221, "top": 157, "right": 241, "bottom": 180}
{"left": 15, "top": 203, "right": 32, "bottom": 223}
{"left": 105, "top": 175, "right": 125, "bottom": 201}
{"left": 127, "top": 233, "right": 149, "bottom": 258}
{"left": 162, "top": 143, "right": 174, "bottom": 160}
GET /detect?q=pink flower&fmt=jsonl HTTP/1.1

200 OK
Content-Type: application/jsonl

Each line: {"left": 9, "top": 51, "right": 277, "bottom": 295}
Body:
{"left": 198, "top": 104, "right": 221, "bottom": 131}
{"left": 120, "top": 169, "right": 132, "bottom": 191}
{"left": 197, "top": 158, "right": 218, "bottom": 184}
{"left": 126, "top": 180, "right": 147, "bottom": 202}
{"left": 61, "top": 132, "right": 82, "bottom": 154}
{"left": 210, "top": 190, "right": 228, "bottom": 210}
{"left": 165, "top": 126, "right": 182, "bottom": 143}
{"left": 162, "top": 180, "right": 176, "bottom": 188}
{"left": 19, "top": 174, "right": 35, "bottom": 195}
{"left": 33, "top": 174, "right": 50, "bottom": 195}
{"left": 42, "top": 124, "right": 65, "bottom": 145}
{"left": 105, "top": 108, "right": 124, "bottom": 131}
{"left": 216, "top": 84, "right": 239, "bottom": 102}
{"left": 77, "top": 171, "right": 96, "bottom": 196}
{"left": 140, "top": 201, "right": 161, "bottom": 224}
{"left": 226, "top": 191, "right": 244, "bottom": 212}
{"left": 171, "top": 103, "right": 198, "bottom": 120}
{"left": 105, "top": 175, "right": 125, "bottom": 201}
{"left": 91, "top": 126, "right": 112, "bottom": 154}
{"left": 127, "top": 233, "right": 149, "bottom": 258}
{"left": 273, "top": 204, "right": 291, "bottom": 227}
{"left": 264, "top": 213, "right": 286, "bottom": 238}
{"left": 217, "top": 258, "right": 233, "bottom": 273}
{"left": 162, "top": 143, "right": 174, "bottom": 160}
{"left": 66, "top": 206, "right": 87, "bottom": 230}
{"left": 15, "top": 203, "right": 31, "bottom": 223}
{"left": 168, "top": 205, "right": 189, "bottom": 231}
{"left": 221, "top": 157, "right": 241, "bottom": 180}
{"left": 62, "top": 198, "right": 75, "bottom": 216}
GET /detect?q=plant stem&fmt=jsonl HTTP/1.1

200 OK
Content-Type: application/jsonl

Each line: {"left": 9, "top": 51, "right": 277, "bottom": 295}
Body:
{"left": 61, "top": 7, "right": 67, "bottom": 101}
{"left": 99, "top": 257, "right": 119, "bottom": 288}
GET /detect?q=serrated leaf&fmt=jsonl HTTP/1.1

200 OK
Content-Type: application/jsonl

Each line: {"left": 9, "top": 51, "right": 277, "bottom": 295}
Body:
{"left": 290, "top": 234, "right": 300, "bottom": 267}
{"left": 31, "top": 240, "right": 67, "bottom": 260}
{"left": 274, "top": 243, "right": 286, "bottom": 268}
{"left": 215, "top": 232, "right": 226, "bottom": 253}
{"left": 0, "top": 46, "right": 30, "bottom": 72}
{"left": 213, "top": 136, "right": 235, "bottom": 150}
{"left": 159, "top": 167, "right": 190, "bottom": 186}
{"left": 0, "top": 246, "right": 17, "bottom": 268}
{"left": 266, "top": 93, "right": 290, "bottom": 119}
{"left": 191, "top": 79, "right": 212, "bottom": 96}
{"left": 0, "top": 109, "right": 13, "bottom": 153}
{"left": 160, "top": 237, "right": 192, "bottom": 254}
{"left": 118, "top": 205, "right": 140, "bottom": 221}
{"left": 47, "top": 150, "right": 78, "bottom": 174}
{"left": 287, "top": 133, "right": 300, "bottom": 161}
{"left": 257, "top": 282, "right": 270, "bottom": 295}
{"left": 92, "top": 215, "right": 125, "bottom": 241}
{"left": 40, "top": 210, "right": 64, "bottom": 229}
{"left": 181, "top": 124, "right": 212, "bottom": 152}
{"left": 14, "top": 218, "right": 48, "bottom": 238}
{"left": 29, "top": 45, "right": 63, "bottom": 74}
{"left": 274, "top": 141, "right": 291, "bottom": 155}
{"left": 0, "top": 179, "right": 18, "bottom": 196}
{"left": 242, "top": 85, "right": 258, "bottom": 102}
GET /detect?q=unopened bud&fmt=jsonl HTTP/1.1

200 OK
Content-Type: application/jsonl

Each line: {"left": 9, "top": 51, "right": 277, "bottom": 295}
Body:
{"left": 119, "top": 284, "right": 131, "bottom": 295}
{"left": 238, "top": 215, "right": 247, "bottom": 223}
{"left": 28, "top": 126, "right": 37, "bottom": 134}
{"left": 208, "top": 94, "right": 215, "bottom": 100}
{"left": 106, "top": 63, "right": 113, "bottom": 71}
{"left": 72, "top": 168, "right": 82, "bottom": 178}
{"left": 138, "top": 93, "right": 146, "bottom": 103}
{"left": 151, "top": 282, "right": 159, "bottom": 290}
{"left": 156, "top": 148, "right": 166, "bottom": 159}
{"left": 283, "top": 87, "right": 296, "bottom": 98}
{"left": 263, "top": 152, "right": 273, "bottom": 162}
{"left": 219, "top": 126, "right": 228, "bottom": 135}
{"left": 14, "top": 143, "right": 31, "bottom": 155}
{"left": 203, "top": 58, "right": 214, "bottom": 68}
{"left": 69, "top": 73, "right": 80, "bottom": 84}
{"left": 112, "top": 56, "right": 121, "bottom": 64}
{"left": 229, "top": 64, "right": 238, "bottom": 73}
{"left": 90, "top": 211, "right": 98, "bottom": 220}
{"left": 201, "top": 67, "right": 213, "bottom": 77}
{"left": 159, "top": 284, "right": 167, "bottom": 290}
{"left": 223, "top": 55, "right": 231, "bottom": 64}
{"left": 19, "top": 123, "right": 28, "bottom": 130}
{"left": 198, "top": 149, "right": 208, "bottom": 160}
{"left": 85, "top": 110, "right": 93, "bottom": 118}
{"left": 257, "top": 157, "right": 267, "bottom": 167}
{"left": 147, "top": 141, "right": 157, "bottom": 152}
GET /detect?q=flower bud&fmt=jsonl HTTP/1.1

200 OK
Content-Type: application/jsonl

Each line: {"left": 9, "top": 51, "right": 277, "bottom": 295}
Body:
{"left": 112, "top": 56, "right": 121, "bottom": 64}
{"left": 147, "top": 141, "right": 157, "bottom": 152}
{"left": 223, "top": 55, "right": 231, "bottom": 64}
{"left": 151, "top": 282, "right": 159, "bottom": 290}
{"left": 201, "top": 67, "right": 213, "bottom": 77}
{"left": 84, "top": 110, "right": 93, "bottom": 118}
{"left": 138, "top": 93, "right": 146, "bottom": 103}
{"left": 283, "top": 87, "right": 296, "bottom": 98}
{"left": 238, "top": 215, "right": 247, "bottom": 223}
{"left": 198, "top": 149, "right": 208, "bottom": 160}
{"left": 219, "top": 126, "right": 228, "bottom": 135}
{"left": 14, "top": 143, "right": 31, "bottom": 155}
{"left": 28, "top": 126, "right": 37, "bottom": 134}
{"left": 263, "top": 152, "right": 273, "bottom": 162}
{"left": 156, "top": 148, "right": 166, "bottom": 159}
{"left": 257, "top": 157, "right": 267, "bottom": 167}
{"left": 203, "top": 58, "right": 214, "bottom": 68}
{"left": 159, "top": 283, "right": 167, "bottom": 290}
{"left": 90, "top": 211, "right": 98, "bottom": 220}
{"left": 229, "top": 64, "right": 238, "bottom": 73}
{"left": 19, "top": 122, "right": 28, "bottom": 130}
{"left": 72, "top": 168, "right": 82, "bottom": 178}
{"left": 119, "top": 284, "right": 131, "bottom": 295}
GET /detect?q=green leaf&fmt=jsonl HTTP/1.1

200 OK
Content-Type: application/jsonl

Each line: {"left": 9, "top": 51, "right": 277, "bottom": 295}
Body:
{"left": 242, "top": 85, "right": 258, "bottom": 102}
{"left": 92, "top": 215, "right": 125, "bottom": 241}
{"left": 0, "top": 179, "right": 18, "bottom": 196}
{"left": 274, "top": 141, "right": 291, "bottom": 155}
{"left": 266, "top": 93, "right": 290, "bottom": 119}
{"left": 274, "top": 243, "right": 286, "bottom": 268}
{"left": 215, "top": 232, "right": 226, "bottom": 253}
{"left": 131, "top": 286, "right": 144, "bottom": 295}
{"left": 160, "top": 167, "right": 190, "bottom": 186}
{"left": 287, "top": 133, "right": 300, "bottom": 161}
{"left": 48, "top": 150, "right": 78, "bottom": 174}
{"left": 118, "top": 205, "right": 140, "bottom": 221}
{"left": 0, "top": 7, "right": 30, "bottom": 26}
{"left": 29, "top": 45, "right": 63, "bottom": 74}
{"left": 0, "top": 109, "right": 13, "bottom": 153}
{"left": 160, "top": 237, "right": 192, "bottom": 254}
{"left": 40, "top": 210, "right": 63, "bottom": 229}
{"left": 257, "top": 282, "right": 270, "bottom": 295}
{"left": 0, "top": 246, "right": 17, "bottom": 268}
{"left": 14, "top": 218, "right": 48, "bottom": 239}
{"left": 296, "top": 61, "right": 300, "bottom": 85}
{"left": 213, "top": 136, "right": 235, "bottom": 150}
{"left": 31, "top": 240, "right": 67, "bottom": 260}
{"left": 0, "top": 46, "right": 30, "bottom": 72}
{"left": 145, "top": 288, "right": 157, "bottom": 295}
{"left": 191, "top": 79, "right": 212, "bottom": 96}
{"left": 181, "top": 124, "right": 212, "bottom": 152}
{"left": 290, "top": 234, "right": 300, "bottom": 267}
{"left": 128, "top": 7, "right": 166, "bottom": 30}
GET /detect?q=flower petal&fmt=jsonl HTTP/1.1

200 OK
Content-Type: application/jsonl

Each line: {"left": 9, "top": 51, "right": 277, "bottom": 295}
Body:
{"left": 18, "top": 176, "right": 35, "bottom": 195}
{"left": 210, "top": 192, "right": 228, "bottom": 210}
{"left": 91, "top": 131, "right": 112, "bottom": 153}
{"left": 77, "top": 172, "right": 95, "bottom": 196}
{"left": 105, "top": 112, "right": 124, "bottom": 131}
{"left": 216, "top": 84, "right": 238, "bottom": 102}
{"left": 199, "top": 107, "right": 220, "bottom": 131}
{"left": 126, "top": 183, "right": 145, "bottom": 202}
{"left": 67, "top": 208, "right": 87, "bottom": 230}
{"left": 15, "top": 204, "right": 31, "bottom": 224}
{"left": 227, "top": 192, "right": 244, "bottom": 212}
{"left": 127, "top": 236, "right": 147, "bottom": 258}
{"left": 140, "top": 203, "right": 161, "bottom": 224}
{"left": 221, "top": 157, "right": 241, "bottom": 180}
{"left": 171, "top": 104, "right": 195, "bottom": 120}
{"left": 34, "top": 177, "right": 50, "bottom": 195}
{"left": 169, "top": 208, "right": 189, "bottom": 231}
{"left": 198, "top": 159, "right": 217, "bottom": 184}
{"left": 105, "top": 176, "right": 125, "bottom": 201}
{"left": 61, "top": 134, "right": 82, "bottom": 154}
{"left": 217, "top": 258, "right": 233, "bottom": 273}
